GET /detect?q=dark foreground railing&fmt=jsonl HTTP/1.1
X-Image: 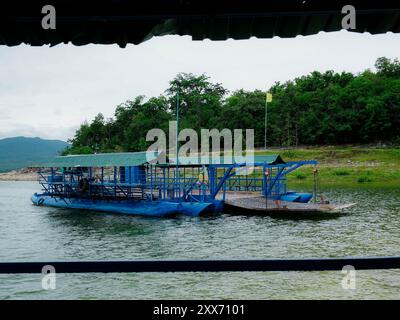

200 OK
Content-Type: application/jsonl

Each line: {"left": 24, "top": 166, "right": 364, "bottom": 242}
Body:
{"left": 1, "top": 256, "right": 400, "bottom": 274}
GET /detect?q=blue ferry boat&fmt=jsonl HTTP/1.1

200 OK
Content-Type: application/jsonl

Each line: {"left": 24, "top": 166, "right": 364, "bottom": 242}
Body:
{"left": 31, "top": 151, "right": 327, "bottom": 217}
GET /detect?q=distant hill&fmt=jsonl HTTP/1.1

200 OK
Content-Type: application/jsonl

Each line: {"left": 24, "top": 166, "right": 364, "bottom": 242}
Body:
{"left": 0, "top": 137, "right": 69, "bottom": 172}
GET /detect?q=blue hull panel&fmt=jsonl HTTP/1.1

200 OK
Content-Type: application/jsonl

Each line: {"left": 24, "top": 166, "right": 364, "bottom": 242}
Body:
{"left": 281, "top": 192, "right": 313, "bottom": 203}
{"left": 179, "top": 202, "right": 215, "bottom": 216}
{"left": 280, "top": 194, "right": 302, "bottom": 202}
{"left": 31, "top": 194, "right": 215, "bottom": 217}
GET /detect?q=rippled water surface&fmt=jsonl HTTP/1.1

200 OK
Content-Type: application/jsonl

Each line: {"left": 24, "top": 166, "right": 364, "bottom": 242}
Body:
{"left": 0, "top": 181, "right": 399, "bottom": 299}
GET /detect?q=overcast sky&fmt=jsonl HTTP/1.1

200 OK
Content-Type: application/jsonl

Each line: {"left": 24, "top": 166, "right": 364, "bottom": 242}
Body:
{"left": 0, "top": 30, "right": 399, "bottom": 141}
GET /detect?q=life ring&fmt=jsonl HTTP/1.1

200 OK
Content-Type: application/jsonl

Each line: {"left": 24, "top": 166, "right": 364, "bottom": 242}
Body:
{"left": 78, "top": 178, "right": 89, "bottom": 192}
{"left": 38, "top": 198, "right": 45, "bottom": 205}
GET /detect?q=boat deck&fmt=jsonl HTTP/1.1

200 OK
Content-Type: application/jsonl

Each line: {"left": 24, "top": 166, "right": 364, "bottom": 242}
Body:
{"left": 218, "top": 192, "right": 356, "bottom": 216}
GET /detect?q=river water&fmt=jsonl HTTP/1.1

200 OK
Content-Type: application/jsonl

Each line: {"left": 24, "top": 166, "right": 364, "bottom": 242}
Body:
{"left": 0, "top": 181, "right": 399, "bottom": 299}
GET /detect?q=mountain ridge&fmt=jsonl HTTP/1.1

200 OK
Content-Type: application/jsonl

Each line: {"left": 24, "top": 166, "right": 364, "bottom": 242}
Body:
{"left": 0, "top": 136, "right": 69, "bottom": 172}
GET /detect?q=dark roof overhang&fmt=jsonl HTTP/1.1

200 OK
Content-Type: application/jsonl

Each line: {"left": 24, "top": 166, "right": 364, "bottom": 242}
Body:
{"left": 1, "top": 1, "right": 399, "bottom": 48}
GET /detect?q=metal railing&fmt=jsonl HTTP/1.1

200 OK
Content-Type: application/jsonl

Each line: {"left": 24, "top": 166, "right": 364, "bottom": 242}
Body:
{"left": 1, "top": 256, "right": 400, "bottom": 274}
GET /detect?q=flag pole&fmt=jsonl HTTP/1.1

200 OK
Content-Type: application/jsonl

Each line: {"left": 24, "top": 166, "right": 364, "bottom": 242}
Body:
{"left": 264, "top": 98, "right": 268, "bottom": 150}
{"left": 264, "top": 92, "right": 272, "bottom": 150}
{"left": 176, "top": 90, "right": 180, "bottom": 198}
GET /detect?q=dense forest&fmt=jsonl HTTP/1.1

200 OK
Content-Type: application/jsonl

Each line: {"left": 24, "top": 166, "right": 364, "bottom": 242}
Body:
{"left": 65, "top": 57, "right": 400, "bottom": 154}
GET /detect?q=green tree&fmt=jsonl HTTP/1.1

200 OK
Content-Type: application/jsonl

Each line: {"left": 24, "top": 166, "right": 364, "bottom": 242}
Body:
{"left": 166, "top": 73, "right": 227, "bottom": 132}
{"left": 375, "top": 57, "right": 400, "bottom": 78}
{"left": 65, "top": 57, "right": 400, "bottom": 154}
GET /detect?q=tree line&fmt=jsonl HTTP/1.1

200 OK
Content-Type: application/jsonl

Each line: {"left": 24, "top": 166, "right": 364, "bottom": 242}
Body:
{"left": 64, "top": 57, "right": 400, "bottom": 154}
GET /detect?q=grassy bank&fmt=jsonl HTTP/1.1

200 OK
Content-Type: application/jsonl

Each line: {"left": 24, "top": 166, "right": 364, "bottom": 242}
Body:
{"left": 255, "top": 146, "right": 400, "bottom": 189}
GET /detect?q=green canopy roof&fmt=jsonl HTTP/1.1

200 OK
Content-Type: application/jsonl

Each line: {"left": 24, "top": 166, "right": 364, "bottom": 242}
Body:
{"left": 32, "top": 151, "right": 159, "bottom": 168}
{"left": 33, "top": 152, "right": 285, "bottom": 168}
{"left": 163, "top": 154, "right": 285, "bottom": 166}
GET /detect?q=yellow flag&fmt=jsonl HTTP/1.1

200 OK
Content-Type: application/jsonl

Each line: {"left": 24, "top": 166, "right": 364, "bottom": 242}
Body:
{"left": 197, "top": 170, "right": 208, "bottom": 184}
{"left": 266, "top": 93, "right": 273, "bottom": 103}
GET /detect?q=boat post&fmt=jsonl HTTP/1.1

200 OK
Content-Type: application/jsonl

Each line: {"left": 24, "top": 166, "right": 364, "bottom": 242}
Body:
{"left": 263, "top": 161, "right": 268, "bottom": 212}
{"left": 313, "top": 165, "right": 318, "bottom": 203}
{"left": 113, "top": 166, "right": 117, "bottom": 198}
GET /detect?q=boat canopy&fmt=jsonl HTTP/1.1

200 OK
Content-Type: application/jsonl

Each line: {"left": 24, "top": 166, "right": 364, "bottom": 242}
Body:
{"left": 162, "top": 154, "right": 286, "bottom": 166}
{"left": 32, "top": 151, "right": 159, "bottom": 168}
{"left": 32, "top": 152, "right": 287, "bottom": 168}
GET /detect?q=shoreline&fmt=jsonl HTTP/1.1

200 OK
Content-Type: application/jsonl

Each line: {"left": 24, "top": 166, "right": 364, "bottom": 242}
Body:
{"left": 0, "top": 146, "right": 398, "bottom": 187}
{"left": 0, "top": 168, "right": 37, "bottom": 181}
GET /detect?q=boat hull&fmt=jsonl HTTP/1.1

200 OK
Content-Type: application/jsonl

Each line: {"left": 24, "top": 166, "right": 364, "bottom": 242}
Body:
{"left": 31, "top": 194, "right": 215, "bottom": 217}
{"left": 224, "top": 196, "right": 356, "bottom": 218}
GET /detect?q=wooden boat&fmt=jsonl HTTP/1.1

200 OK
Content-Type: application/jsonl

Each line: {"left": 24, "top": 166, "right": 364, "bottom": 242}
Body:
{"left": 224, "top": 195, "right": 356, "bottom": 217}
